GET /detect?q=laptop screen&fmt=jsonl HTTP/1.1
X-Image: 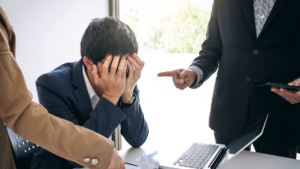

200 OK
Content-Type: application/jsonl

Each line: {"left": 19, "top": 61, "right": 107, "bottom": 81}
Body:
{"left": 226, "top": 114, "right": 268, "bottom": 157}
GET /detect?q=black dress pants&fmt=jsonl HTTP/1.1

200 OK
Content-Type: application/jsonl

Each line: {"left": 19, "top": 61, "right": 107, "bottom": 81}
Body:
{"left": 214, "top": 132, "right": 299, "bottom": 159}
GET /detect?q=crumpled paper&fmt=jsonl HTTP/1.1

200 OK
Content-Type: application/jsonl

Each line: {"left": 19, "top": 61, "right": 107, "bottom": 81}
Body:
{"left": 136, "top": 151, "right": 160, "bottom": 169}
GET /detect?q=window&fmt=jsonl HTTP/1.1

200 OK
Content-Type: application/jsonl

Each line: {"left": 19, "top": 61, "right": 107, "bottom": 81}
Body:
{"left": 120, "top": 0, "right": 216, "bottom": 150}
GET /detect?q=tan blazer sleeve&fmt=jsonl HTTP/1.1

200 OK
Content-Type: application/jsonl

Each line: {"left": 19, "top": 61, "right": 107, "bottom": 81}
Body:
{"left": 0, "top": 7, "right": 114, "bottom": 169}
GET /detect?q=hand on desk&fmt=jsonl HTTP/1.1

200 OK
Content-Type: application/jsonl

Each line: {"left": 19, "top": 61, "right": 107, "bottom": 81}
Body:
{"left": 271, "top": 78, "right": 300, "bottom": 104}
{"left": 157, "top": 68, "right": 196, "bottom": 90}
{"left": 107, "top": 149, "right": 125, "bottom": 169}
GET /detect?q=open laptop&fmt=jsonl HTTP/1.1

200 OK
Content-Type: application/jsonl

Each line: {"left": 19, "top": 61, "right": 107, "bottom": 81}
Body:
{"left": 157, "top": 114, "right": 269, "bottom": 169}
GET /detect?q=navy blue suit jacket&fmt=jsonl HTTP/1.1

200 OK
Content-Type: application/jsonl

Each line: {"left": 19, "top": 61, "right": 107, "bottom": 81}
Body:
{"left": 31, "top": 59, "right": 149, "bottom": 169}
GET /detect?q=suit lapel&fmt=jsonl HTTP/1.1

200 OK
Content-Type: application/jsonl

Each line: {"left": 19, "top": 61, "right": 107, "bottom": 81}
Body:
{"left": 260, "top": 0, "right": 289, "bottom": 36}
{"left": 241, "top": 0, "right": 256, "bottom": 37}
{"left": 72, "top": 59, "right": 93, "bottom": 124}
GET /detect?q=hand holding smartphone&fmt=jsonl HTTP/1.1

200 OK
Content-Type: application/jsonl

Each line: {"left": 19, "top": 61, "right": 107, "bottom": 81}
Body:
{"left": 257, "top": 82, "right": 300, "bottom": 91}
{"left": 258, "top": 79, "right": 300, "bottom": 104}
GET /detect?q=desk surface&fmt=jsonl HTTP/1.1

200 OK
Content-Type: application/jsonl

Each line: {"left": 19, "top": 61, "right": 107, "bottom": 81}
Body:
{"left": 118, "top": 147, "right": 300, "bottom": 169}
{"left": 220, "top": 150, "right": 300, "bottom": 169}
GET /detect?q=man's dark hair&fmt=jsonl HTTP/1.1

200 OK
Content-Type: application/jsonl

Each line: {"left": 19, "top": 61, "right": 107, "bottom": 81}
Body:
{"left": 81, "top": 17, "right": 138, "bottom": 64}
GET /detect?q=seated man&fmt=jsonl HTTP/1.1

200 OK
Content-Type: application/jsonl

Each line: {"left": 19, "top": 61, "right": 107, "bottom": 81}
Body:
{"left": 31, "top": 17, "right": 149, "bottom": 169}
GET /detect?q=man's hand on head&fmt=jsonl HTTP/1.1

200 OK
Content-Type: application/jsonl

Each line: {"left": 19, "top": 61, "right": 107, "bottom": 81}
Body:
{"left": 271, "top": 78, "right": 300, "bottom": 104}
{"left": 121, "top": 53, "right": 145, "bottom": 103}
{"left": 91, "top": 55, "right": 127, "bottom": 105}
{"left": 157, "top": 68, "right": 196, "bottom": 90}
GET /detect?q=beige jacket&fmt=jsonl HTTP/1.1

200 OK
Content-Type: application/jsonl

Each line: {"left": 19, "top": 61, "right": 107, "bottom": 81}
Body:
{"left": 0, "top": 6, "right": 114, "bottom": 169}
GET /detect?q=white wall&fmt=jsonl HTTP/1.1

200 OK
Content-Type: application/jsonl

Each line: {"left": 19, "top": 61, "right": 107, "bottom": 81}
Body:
{"left": 1, "top": 0, "right": 108, "bottom": 102}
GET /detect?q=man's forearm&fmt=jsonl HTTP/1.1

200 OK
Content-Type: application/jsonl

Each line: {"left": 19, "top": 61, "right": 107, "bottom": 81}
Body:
{"left": 121, "top": 97, "right": 149, "bottom": 148}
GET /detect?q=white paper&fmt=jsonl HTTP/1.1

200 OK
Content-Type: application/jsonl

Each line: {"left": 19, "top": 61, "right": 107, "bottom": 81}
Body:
{"left": 136, "top": 151, "right": 160, "bottom": 169}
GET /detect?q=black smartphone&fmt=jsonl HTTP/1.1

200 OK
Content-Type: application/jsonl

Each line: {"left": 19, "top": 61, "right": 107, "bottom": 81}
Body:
{"left": 257, "top": 82, "right": 300, "bottom": 91}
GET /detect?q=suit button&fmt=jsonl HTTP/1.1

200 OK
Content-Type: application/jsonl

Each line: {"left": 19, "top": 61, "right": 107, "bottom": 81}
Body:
{"left": 245, "top": 77, "right": 251, "bottom": 83}
{"left": 84, "top": 158, "right": 90, "bottom": 162}
{"left": 92, "top": 159, "right": 99, "bottom": 165}
{"left": 253, "top": 50, "right": 259, "bottom": 55}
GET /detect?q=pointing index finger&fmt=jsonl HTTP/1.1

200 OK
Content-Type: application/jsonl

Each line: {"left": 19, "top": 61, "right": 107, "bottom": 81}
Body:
{"left": 157, "top": 71, "right": 178, "bottom": 77}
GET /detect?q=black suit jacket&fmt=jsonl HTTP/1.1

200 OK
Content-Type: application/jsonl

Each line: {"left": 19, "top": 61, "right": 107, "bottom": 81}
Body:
{"left": 191, "top": 0, "right": 300, "bottom": 145}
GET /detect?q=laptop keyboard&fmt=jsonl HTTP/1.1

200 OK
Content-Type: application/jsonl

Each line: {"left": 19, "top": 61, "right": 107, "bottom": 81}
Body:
{"left": 173, "top": 143, "right": 219, "bottom": 169}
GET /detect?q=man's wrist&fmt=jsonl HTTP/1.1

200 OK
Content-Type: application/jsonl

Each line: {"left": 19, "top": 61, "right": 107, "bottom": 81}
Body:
{"left": 189, "top": 66, "right": 203, "bottom": 88}
{"left": 102, "top": 94, "right": 119, "bottom": 105}
{"left": 121, "top": 93, "right": 133, "bottom": 103}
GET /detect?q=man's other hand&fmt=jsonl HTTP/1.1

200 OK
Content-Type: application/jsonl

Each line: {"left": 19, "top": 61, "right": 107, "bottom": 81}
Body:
{"left": 121, "top": 53, "right": 145, "bottom": 103}
{"left": 271, "top": 78, "right": 300, "bottom": 104}
{"left": 157, "top": 68, "right": 196, "bottom": 90}
{"left": 92, "top": 55, "right": 127, "bottom": 105}
{"left": 107, "top": 149, "right": 125, "bottom": 169}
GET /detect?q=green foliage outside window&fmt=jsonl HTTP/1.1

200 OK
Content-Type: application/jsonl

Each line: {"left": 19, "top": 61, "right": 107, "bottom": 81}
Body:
{"left": 124, "top": 0, "right": 212, "bottom": 54}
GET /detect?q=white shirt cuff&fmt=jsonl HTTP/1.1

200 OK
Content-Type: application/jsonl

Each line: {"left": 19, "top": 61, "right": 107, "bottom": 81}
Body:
{"left": 189, "top": 66, "right": 203, "bottom": 88}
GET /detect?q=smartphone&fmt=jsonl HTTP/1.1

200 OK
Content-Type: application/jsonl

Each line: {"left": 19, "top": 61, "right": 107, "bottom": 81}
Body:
{"left": 257, "top": 82, "right": 300, "bottom": 91}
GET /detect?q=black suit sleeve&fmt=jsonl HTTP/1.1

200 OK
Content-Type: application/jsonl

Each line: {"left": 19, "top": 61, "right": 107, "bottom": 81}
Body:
{"left": 190, "top": 0, "right": 222, "bottom": 88}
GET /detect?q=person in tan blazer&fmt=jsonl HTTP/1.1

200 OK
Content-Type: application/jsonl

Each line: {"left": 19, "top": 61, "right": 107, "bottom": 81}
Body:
{"left": 0, "top": 6, "right": 125, "bottom": 169}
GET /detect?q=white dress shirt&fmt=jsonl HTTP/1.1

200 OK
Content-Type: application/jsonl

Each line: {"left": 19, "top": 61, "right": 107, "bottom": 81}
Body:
{"left": 82, "top": 65, "right": 100, "bottom": 110}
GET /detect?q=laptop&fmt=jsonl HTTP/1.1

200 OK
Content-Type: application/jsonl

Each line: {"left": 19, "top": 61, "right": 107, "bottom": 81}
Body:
{"left": 158, "top": 114, "right": 269, "bottom": 169}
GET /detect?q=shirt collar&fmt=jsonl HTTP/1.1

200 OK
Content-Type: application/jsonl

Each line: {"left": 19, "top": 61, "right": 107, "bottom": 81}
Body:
{"left": 82, "top": 65, "right": 98, "bottom": 100}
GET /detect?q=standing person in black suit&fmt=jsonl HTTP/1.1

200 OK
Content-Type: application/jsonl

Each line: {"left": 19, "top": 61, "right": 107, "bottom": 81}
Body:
{"left": 158, "top": 0, "right": 300, "bottom": 159}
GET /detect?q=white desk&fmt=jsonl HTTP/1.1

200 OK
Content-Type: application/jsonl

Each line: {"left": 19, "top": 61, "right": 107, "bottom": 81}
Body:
{"left": 219, "top": 150, "right": 300, "bottom": 169}
{"left": 118, "top": 147, "right": 300, "bottom": 169}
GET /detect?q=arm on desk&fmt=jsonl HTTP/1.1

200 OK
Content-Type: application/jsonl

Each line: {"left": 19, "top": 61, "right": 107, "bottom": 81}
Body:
{"left": 120, "top": 85, "right": 149, "bottom": 148}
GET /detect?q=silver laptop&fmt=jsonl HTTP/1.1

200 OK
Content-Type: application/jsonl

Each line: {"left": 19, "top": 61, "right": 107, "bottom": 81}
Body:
{"left": 159, "top": 114, "right": 269, "bottom": 169}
